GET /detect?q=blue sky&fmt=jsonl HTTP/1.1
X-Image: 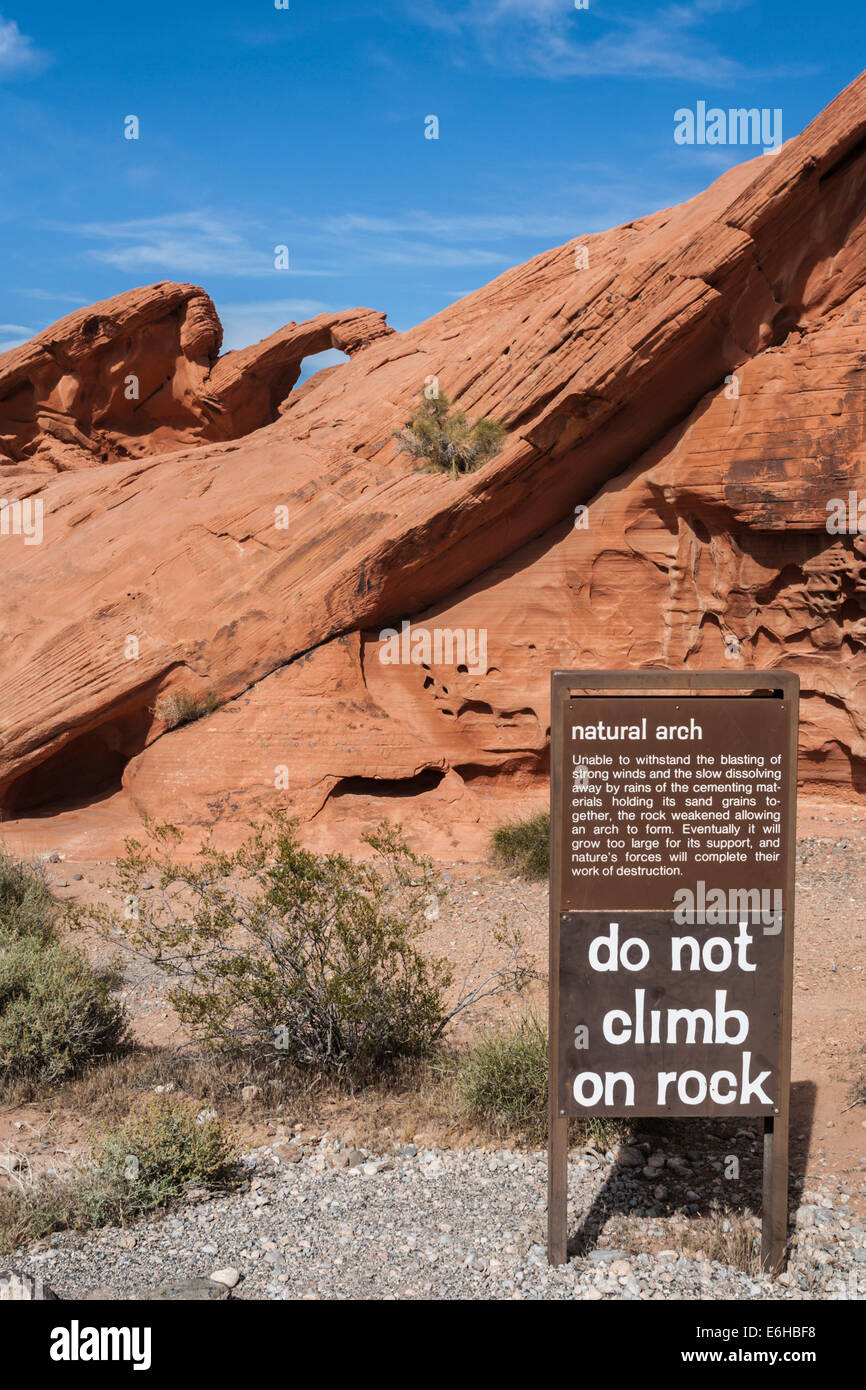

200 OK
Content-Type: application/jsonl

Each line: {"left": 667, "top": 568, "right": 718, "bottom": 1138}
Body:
{"left": 0, "top": 0, "right": 863, "bottom": 364}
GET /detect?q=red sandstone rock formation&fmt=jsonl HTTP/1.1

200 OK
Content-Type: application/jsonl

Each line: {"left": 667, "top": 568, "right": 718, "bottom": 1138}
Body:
{"left": 0, "top": 289, "right": 391, "bottom": 470}
{"left": 2, "top": 72, "right": 866, "bottom": 856}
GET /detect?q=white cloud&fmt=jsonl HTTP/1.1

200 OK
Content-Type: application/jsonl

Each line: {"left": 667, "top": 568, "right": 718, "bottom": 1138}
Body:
{"left": 0, "top": 322, "right": 34, "bottom": 351}
{"left": 62, "top": 208, "right": 517, "bottom": 287}
{"left": 369, "top": 241, "right": 509, "bottom": 268}
{"left": 311, "top": 214, "right": 515, "bottom": 268}
{"left": 20, "top": 289, "right": 89, "bottom": 305}
{"left": 408, "top": 0, "right": 754, "bottom": 83}
{"left": 322, "top": 211, "right": 581, "bottom": 241}
{"left": 71, "top": 212, "right": 334, "bottom": 280}
{"left": 0, "top": 15, "right": 47, "bottom": 77}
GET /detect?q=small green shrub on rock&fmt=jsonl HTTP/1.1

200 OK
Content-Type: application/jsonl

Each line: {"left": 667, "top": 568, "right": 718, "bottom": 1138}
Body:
{"left": 87, "top": 1095, "right": 240, "bottom": 1220}
{"left": 0, "top": 849, "right": 57, "bottom": 942}
{"left": 394, "top": 389, "right": 506, "bottom": 480}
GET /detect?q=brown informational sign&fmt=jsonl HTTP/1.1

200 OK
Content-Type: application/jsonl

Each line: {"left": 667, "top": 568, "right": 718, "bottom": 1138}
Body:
{"left": 548, "top": 671, "right": 797, "bottom": 1275}
{"left": 560, "top": 697, "right": 789, "bottom": 912}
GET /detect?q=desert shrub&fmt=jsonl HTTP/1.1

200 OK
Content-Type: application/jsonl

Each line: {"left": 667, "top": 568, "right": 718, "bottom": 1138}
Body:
{"left": 76, "top": 817, "right": 533, "bottom": 1081}
{"left": 152, "top": 689, "right": 220, "bottom": 730}
{"left": 0, "top": 851, "right": 127, "bottom": 1095}
{"left": 601, "top": 1206, "right": 762, "bottom": 1275}
{"left": 696, "top": 1210, "right": 762, "bottom": 1274}
{"left": 0, "top": 1096, "right": 239, "bottom": 1251}
{"left": 457, "top": 1016, "right": 622, "bottom": 1148}
{"left": 0, "top": 938, "right": 126, "bottom": 1092}
{"left": 490, "top": 811, "right": 550, "bottom": 880}
{"left": 394, "top": 388, "right": 506, "bottom": 480}
{"left": 0, "top": 849, "right": 57, "bottom": 942}
{"left": 86, "top": 1095, "right": 239, "bottom": 1219}
{"left": 458, "top": 1014, "right": 549, "bottom": 1142}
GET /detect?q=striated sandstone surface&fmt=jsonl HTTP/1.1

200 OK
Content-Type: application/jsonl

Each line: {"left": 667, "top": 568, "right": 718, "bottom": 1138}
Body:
{"left": 3, "top": 73, "right": 866, "bottom": 855}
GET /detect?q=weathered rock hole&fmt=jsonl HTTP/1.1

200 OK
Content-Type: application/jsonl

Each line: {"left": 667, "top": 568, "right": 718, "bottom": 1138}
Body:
{"left": 327, "top": 768, "right": 446, "bottom": 801}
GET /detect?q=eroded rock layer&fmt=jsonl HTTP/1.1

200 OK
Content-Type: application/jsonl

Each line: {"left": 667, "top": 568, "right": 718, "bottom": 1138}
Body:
{"left": 3, "top": 73, "right": 866, "bottom": 854}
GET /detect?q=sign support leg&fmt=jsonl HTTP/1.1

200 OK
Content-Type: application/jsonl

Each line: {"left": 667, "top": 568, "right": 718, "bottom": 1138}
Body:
{"left": 548, "top": 1111, "right": 568, "bottom": 1265}
{"left": 761, "top": 1106, "right": 789, "bottom": 1274}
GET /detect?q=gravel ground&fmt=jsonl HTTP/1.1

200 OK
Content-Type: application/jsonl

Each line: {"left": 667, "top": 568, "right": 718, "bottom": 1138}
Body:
{"left": 14, "top": 1137, "right": 866, "bottom": 1301}
{"left": 4, "top": 807, "right": 864, "bottom": 1301}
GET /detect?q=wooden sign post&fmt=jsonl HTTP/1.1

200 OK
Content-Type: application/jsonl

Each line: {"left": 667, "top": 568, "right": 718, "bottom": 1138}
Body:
{"left": 548, "top": 670, "right": 797, "bottom": 1274}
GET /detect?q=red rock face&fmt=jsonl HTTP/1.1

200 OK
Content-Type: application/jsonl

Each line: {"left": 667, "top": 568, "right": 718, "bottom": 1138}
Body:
{"left": 2, "top": 73, "right": 866, "bottom": 855}
{"left": 0, "top": 286, "right": 392, "bottom": 471}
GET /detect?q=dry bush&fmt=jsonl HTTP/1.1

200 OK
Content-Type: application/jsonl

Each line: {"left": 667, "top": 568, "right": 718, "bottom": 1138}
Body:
{"left": 0, "top": 1094, "right": 239, "bottom": 1254}
{"left": 603, "top": 1207, "right": 763, "bottom": 1275}
{"left": 152, "top": 690, "right": 220, "bottom": 730}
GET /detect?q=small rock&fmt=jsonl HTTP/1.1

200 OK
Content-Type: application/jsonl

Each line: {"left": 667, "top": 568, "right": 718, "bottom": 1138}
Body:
{"left": 273, "top": 1145, "right": 302, "bottom": 1165}
{"left": 144, "top": 1278, "right": 230, "bottom": 1301}
{"left": 210, "top": 1267, "right": 240, "bottom": 1288}
{"left": 611, "top": 1144, "right": 644, "bottom": 1168}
